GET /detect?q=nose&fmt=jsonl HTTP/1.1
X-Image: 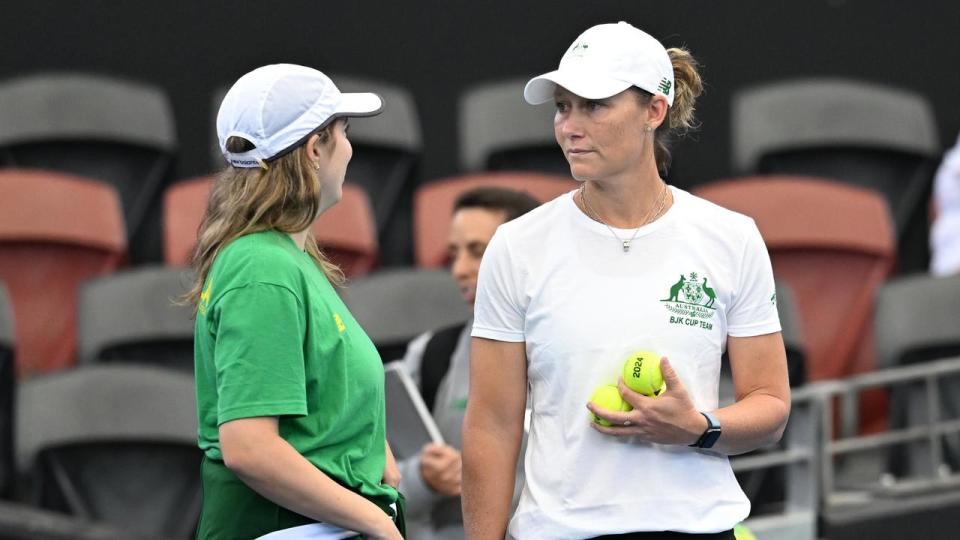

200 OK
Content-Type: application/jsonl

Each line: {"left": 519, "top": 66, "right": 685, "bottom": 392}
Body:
{"left": 556, "top": 110, "right": 584, "bottom": 141}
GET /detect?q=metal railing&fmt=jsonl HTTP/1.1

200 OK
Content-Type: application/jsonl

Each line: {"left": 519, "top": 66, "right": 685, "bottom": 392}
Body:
{"left": 732, "top": 355, "right": 960, "bottom": 540}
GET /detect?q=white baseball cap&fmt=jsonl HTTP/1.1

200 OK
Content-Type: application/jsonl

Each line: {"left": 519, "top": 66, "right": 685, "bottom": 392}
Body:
{"left": 524, "top": 22, "right": 674, "bottom": 107}
{"left": 217, "top": 64, "right": 383, "bottom": 168}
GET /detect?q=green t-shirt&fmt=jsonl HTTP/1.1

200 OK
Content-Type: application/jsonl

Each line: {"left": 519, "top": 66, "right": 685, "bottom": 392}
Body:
{"left": 194, "top": 230, "right": 397, "bottom": 509}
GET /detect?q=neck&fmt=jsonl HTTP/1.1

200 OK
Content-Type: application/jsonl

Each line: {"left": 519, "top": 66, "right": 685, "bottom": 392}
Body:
{"left": 578, "top": 172, "right": 670, "bottom": 229}
{"left": 288, "top": 229, "right": 308, "bottom": 251}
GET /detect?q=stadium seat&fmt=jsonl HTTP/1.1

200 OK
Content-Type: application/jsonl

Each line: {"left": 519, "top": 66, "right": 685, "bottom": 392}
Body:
{"left": 413, "top": 172, "right": 578, "bottom": 267}
{"left": 458, "top": 77, "right": 569, "bottom": 175}
{"left": 731, "top": 78, "right": 940, "bottom": 272}
{"left": 875, "top": 274, "right": 960, "bottom": 475}
{"left": 164, "top": 175, "right": 379, "bottom": 277}
{"left": 0, "top": 73, "right": 177, "bottom": 264}
{"left": 77, "top": 267, "right": 195, "bottom": 370}
{"left": 695, "top": 176, "right": 895, "bottom": 432}
{"left": 0, "top": 170, "right": 126, "bottom": 377}
{"left": 15, "top": 365, "right": 200, "bottom": 539}
{"left": 0, "top": 283, "right": 13, "bottom": 499}
{"left": 341, "top": 268, "right": 472, "bottom": 363}
{"left": 213, "top": 75, "right": 420, "bottom": 266}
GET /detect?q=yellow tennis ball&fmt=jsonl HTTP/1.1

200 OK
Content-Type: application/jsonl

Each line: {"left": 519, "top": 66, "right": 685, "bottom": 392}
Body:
{"left": 733, "top": 523, "right": 757, "bottom": 540}
{"left": 622, "top": 351, "right": 666, "bottom": 396}
{"left": 588, "top": 384, "right": 633, "bottom": 426}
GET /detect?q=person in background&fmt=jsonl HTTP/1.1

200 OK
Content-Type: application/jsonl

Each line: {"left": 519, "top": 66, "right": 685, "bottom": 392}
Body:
{"left": 931, "top": 132, "right": 960, "bottom": 276}
{"left": 462, "top": 22, "right": 790, "bottom": 539}
{"left": 398, "top": 187, "right": 539, "bottom": 540}
{"left": 189, "top": 64, "right": 404, "bottom": 540}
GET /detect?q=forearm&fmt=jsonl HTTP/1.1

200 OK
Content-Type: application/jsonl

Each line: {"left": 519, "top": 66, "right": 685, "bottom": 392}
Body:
{"left": 227, "top": 435, "right": 395, "bottom": 537}
{"left": 712, "top": 391, "right": 790, "bottom": 455}
{"left": 462, "top": 416, "right": 521, "bottom": 540}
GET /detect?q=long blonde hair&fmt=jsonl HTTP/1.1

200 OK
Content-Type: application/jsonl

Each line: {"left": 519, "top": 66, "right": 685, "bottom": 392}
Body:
{"left": 183, "top": 127, "right": 344, "bottom": 307}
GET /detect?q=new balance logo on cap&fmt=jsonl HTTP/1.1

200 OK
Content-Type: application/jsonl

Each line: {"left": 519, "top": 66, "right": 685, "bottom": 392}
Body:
{"left": 658, "top": 78, "right": 672, "bottom": 95}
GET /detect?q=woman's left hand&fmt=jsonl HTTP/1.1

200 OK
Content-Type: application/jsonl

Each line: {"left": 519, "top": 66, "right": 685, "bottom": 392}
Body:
{"left": 382, "top": 439, "right": 401, "bottom": 489}
{"left": 587, "top": 357, "right": 707, "bottom": 445}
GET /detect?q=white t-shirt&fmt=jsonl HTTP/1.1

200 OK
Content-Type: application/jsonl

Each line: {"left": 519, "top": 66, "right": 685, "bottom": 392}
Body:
{"left": 472, "top": 187, "right": 781, "bottom": 539}
{"left": 931, "top": 134, "right": 960, "bottom": 276}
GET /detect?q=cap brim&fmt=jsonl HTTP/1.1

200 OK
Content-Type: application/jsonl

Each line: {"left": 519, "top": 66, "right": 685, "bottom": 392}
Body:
{"left": 335, "top": 92, "right": 384, "bottom": 117}
{"left": 524, "top": 69, "right": 633, "bottom": 104}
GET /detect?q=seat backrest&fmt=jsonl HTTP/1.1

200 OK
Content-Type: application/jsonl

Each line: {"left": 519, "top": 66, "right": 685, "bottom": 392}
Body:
{"left": 694, "top": 176, "right": 895, "bottom": 383}
{"left": 458, "top": 77, "right": 566, "bottom": 174}
{"left": 77, "top": 266, "right": 196, "bottom": 369}
{"left": 0, "top": 170, "right": 126, "bottom": 377}
{"left": 775, "top": 280, "right": 807, "bottom": 387}
{"left": 0, "top": 283, "right": 14, "bottom": 498}
{"left": 875, "top": 274, "right": 960, "bottom": 370}
{"left": 731, "top": 78, "right": 939, "bottom": 174}
{"left": 341, "top": 269, "right": 472, "bottom": 362}
{"left": 164, "top": 175, "right": 378, "bottom": 277}
{"left": 0, "top": 73, "right": 177, "bottom": 261}
{"left": 414, "top": 172, "right": 578, "bottom": 267}
{"left": 15, "top": 364, "right": 199, "bottom": 537}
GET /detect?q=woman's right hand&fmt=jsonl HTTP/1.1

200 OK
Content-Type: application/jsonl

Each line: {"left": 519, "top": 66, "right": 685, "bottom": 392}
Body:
{"left": 420, "top": 443, "right": 462, "bottom": 496}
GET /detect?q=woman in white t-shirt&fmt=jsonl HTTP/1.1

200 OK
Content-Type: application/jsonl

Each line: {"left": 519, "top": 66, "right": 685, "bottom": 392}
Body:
{"left": 461, "top": 22, "right": 791, "bottom": 540}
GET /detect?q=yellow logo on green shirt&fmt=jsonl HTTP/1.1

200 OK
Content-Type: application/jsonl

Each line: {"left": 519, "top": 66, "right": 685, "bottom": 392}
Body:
{"left": 333, "top": 313, "right": 346, "bottom": 332}
{"left": 198, "top": 279, "right": 213, "bottom": 316}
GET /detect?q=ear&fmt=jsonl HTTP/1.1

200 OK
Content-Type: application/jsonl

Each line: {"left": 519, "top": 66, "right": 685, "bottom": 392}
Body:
{"left": 646, "top": 95, "right": 669, "bottom": 130}
{"left": 305, "top": 132, "right": 324, "bottom": 164}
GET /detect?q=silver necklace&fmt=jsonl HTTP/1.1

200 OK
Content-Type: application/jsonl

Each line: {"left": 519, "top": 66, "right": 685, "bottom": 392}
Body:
{"left": 579, "top": 182, "right": 669, "bottom": 253}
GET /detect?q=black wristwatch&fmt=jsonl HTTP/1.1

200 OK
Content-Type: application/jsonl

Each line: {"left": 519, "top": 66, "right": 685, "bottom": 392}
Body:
{"left": 689, "top": 411, "right": 721, "bottom": 449}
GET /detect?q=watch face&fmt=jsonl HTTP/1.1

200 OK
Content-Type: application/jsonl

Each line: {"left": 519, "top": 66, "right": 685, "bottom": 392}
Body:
{"left": 701, "top": 428, "right": 721, "bottom": 449}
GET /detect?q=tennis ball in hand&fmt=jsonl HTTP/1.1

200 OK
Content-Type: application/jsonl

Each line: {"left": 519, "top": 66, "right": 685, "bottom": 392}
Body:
{"left": 622, "top": 351, "right": 666, "bottom": 396}
{"left": 589, "top": 384, "right": 633, "bottom": 426}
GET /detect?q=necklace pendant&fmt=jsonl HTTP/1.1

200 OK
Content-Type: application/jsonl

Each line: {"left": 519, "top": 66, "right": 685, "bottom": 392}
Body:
{"left": 622, "top": 241, "right": 630, "bottom": 252}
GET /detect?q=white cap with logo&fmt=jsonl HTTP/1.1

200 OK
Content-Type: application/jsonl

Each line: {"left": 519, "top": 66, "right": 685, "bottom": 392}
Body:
{"left": 217, "top": 64, "right": 383, "bottom": 168}
{"left": 524, "top": 21, "right": 674, "bottom": 107}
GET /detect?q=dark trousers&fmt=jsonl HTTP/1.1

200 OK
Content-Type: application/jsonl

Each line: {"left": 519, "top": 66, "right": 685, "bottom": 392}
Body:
{"left": 590, "top": 530, "right": 736, "bottom": 540}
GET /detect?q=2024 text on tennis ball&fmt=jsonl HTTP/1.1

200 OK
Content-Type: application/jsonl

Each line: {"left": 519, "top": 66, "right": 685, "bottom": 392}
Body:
{"left": 622, "top": 351, "right": 666, "bottom": 396}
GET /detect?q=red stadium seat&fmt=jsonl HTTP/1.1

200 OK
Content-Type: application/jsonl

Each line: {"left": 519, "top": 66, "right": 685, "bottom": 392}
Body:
{"left": 695, "top": 176, "right": 896, "bottom": 432}
{"left": 0, "top": 170, "right": 126, "bottom": 377}
{"left": 163, "top": 175, "right": 379, "bottom": 277}
{"left": 413, "top": 172, "right": 578, "bottom": 267}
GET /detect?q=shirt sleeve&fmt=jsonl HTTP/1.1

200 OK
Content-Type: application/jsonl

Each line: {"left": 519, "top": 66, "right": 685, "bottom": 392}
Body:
{"left": 471, "top": 227, "right": 527, "bottom": 342}
{"left": 211, "top": 282, "right": 309, "bottom": 424}
{"left": 727, "top": 221, "right": 782, "bottom": 337}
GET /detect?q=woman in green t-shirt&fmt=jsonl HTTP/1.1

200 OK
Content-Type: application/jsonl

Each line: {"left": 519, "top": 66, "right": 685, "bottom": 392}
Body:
{"left": 185, "top": 64, "right": 404, "bottom": 540}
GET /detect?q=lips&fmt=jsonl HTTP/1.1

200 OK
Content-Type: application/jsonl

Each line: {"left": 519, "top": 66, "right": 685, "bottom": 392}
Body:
{"left": 567, "top": 149, "right": 593, "bottom": 157}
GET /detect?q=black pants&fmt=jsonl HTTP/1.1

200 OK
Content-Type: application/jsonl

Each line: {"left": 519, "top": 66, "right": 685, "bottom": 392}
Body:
{"left": 591, "top": 530, "right": 736, "bottom": 540}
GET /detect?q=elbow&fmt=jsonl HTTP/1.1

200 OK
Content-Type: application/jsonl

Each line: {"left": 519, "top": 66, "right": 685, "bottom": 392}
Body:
{"left": 221, "top": 436, "right": 270, "bottom": 479}
{"left": 769, "top": 398, "right": 792, "bottom": 445}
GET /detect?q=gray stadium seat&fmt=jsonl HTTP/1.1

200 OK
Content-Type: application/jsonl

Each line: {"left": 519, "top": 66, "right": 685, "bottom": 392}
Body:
{"left": 731, "top": 77, "right": 940, "bottom": 272}
{"left": 876, "top": 274, "right": 960, "bottom": 476}
{"left": 0, "top": 73, "right": 177, "bottom": 264}
{"left": 341, "top": 268, "right": 472, "bottom": 363}
{"left": 0, "top": 283, "right": 14, "bottom": 499}
{"left": 77, "top": 267, "right": 195, "bottom": 370}
{"left": 458, "top": 77, "right": 568, "bottom": 175}
{"left": 15, "top": 365, "right": 200, "bottom": 539}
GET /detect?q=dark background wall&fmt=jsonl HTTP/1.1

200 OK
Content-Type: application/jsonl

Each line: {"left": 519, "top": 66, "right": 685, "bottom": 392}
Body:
{"left": 2, "top": 0, "right": 958, "bottom": 187}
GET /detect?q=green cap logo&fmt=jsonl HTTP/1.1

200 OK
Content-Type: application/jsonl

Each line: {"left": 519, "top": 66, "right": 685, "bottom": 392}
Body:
{"left": 658, "top": 78, "right": 672, "bottom": 95}
{"left": 570, "top": 42, "right": 590, "bottom": 55}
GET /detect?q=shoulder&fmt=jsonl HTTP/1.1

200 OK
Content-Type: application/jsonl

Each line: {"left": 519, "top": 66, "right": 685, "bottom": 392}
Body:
{"left": 674, "top": 188, "right": 756, "bottom": 230}
{"left": 209, "top": 231, "right": 305, "bottom": 293}
{"left": 495, "top": 190, "right": 576, "bottom": 244}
